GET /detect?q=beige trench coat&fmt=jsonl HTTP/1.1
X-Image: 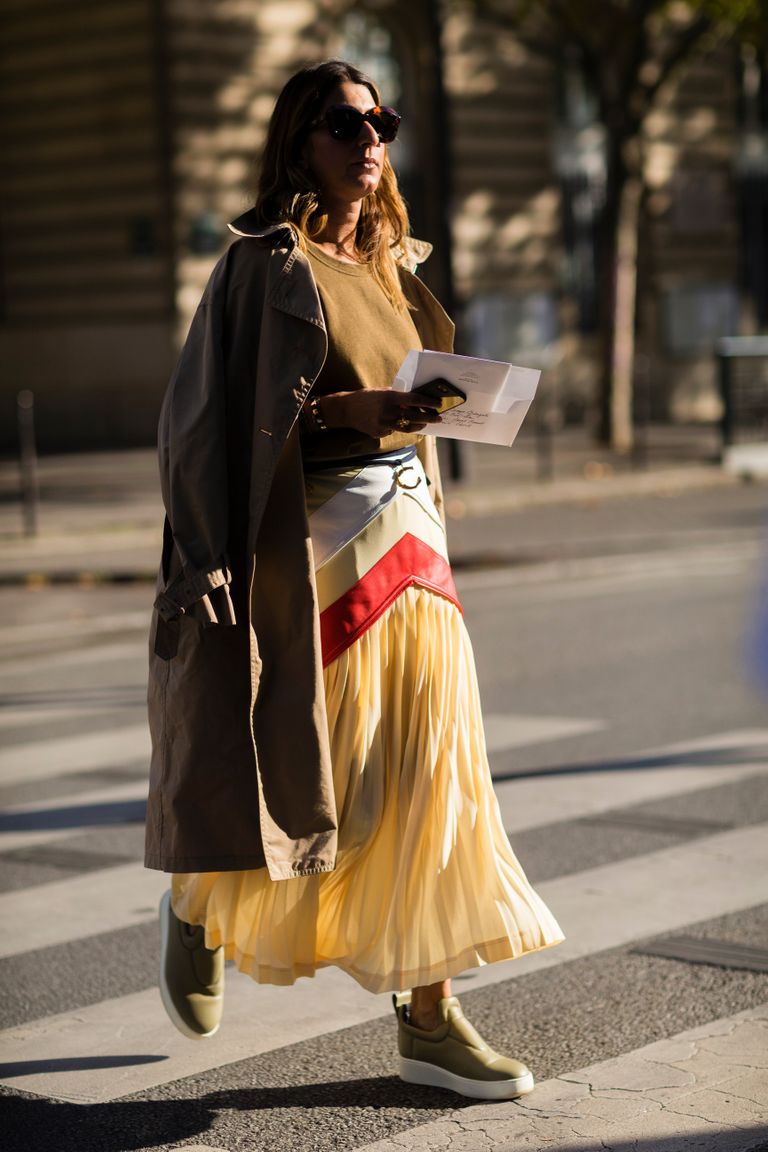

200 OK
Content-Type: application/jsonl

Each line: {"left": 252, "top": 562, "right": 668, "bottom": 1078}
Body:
{"left": 145, "top": 211, "right": 455, "bottom": 879}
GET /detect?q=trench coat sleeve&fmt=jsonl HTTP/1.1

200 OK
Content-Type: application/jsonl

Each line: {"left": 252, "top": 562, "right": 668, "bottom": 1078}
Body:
{"left": 155, "top": 252, "right": 237, "bottom": 626}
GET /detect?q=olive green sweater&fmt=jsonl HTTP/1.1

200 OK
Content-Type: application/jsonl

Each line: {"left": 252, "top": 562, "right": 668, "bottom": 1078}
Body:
{"left": 301, "top": 242, "right": 423, "bottom": 462}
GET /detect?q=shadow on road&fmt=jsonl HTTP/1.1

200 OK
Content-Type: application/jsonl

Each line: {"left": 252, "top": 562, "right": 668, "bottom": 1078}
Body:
{"left": 3, "top": 1085, "right": 767, "bottom": 1152}
{"left": 492, "top": 743, "right": 768, "bottom": 783}
{"left": 2, "top": 1076, "right": 464, "bottom": 1152}
{"left": 0, "top": 1056, "right": 166, "bottom": 1078}
{"left": 0, "top": 799, "right": 147, "bottom": 833}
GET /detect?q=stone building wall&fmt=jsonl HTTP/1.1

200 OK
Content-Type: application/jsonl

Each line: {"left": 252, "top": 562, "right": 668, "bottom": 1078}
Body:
{"left": 0, "top": 0, "right": 177, "bottom": 448}
{"left": 0, "top": 0, "right": 751, "bottom": 449}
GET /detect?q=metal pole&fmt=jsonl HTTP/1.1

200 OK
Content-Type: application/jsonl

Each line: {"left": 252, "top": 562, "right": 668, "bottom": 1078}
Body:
{"left": 718, "top": 352, "right": 733, "bottom": 459}
{"left": 17, "top": 389, "right": 39, "bottom": 537}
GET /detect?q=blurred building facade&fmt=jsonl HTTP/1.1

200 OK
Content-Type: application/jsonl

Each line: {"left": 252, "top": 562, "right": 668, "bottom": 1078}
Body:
{"left": 0, "top": 0, "right": 760, "bottom": 450}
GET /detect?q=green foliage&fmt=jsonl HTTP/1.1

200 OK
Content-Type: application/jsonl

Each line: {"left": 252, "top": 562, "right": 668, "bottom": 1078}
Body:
{"left": 466, "top": 0, "right": 768, "bottom": 54}
{"left": 689, "top": 0, "right": 763, "bottom": 24}
{"left": 686, "top": 0, "right": 768, "bottom": 46}
{"left": 464, "top": 0, "right": 768, "bottom": 129}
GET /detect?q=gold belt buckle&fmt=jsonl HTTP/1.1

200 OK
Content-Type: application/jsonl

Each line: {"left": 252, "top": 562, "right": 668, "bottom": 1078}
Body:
{"left": 394, "top": 463, "right": 420, "bottom": 490}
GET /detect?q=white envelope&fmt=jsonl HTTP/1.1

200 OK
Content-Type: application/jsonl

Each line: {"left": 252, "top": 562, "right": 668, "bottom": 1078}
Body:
{"left": 393, "top": 350, "right": 540, "bottom": 446}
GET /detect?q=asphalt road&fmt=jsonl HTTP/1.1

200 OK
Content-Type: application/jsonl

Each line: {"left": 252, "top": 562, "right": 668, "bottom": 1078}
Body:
{"left": 1, "top": 483, "right": 767, "bottom": 1152}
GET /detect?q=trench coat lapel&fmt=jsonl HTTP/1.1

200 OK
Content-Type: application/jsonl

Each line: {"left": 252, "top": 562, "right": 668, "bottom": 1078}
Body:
{"left": 240, "top": 221, "right": 328, "bottom": 564}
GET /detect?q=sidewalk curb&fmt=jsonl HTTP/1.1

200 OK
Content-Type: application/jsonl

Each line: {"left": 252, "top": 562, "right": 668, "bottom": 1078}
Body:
{"left": 0, "top": 570, "right": 157, "bottom": 588}
{"left": 443, "top": 464, "right": 742, "bottom": 518}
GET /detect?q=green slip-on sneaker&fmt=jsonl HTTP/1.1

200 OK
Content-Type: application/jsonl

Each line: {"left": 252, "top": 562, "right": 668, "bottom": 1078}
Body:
{"left": 159, "top": 889, "right": 224, "bottom": 1040}
{"left": 394, "top": 992, "right": 534, "bottom": 1100}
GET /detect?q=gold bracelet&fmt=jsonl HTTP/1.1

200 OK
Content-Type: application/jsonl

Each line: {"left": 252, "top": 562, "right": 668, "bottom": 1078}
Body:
{"left": 308, "top": 396, "right": 328, "bottom": 431}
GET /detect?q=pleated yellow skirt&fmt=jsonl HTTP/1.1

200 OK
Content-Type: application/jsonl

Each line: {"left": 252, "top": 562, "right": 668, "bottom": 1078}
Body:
{"left": 172, "top": 581, "right": 564, "bottom": 993}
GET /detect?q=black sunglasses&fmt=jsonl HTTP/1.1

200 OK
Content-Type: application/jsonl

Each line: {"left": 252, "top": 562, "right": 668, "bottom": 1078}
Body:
{"left": 312, "top": 104, "right": 401, "bottom": 144}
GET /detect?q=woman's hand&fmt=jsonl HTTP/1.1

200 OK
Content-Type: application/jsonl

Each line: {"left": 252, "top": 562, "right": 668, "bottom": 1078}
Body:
{"left": 318, "top": 389, "right": 442, "bottom": 438}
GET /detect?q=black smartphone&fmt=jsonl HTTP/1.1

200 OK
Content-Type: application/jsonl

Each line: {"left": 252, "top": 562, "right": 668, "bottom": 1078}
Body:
{"left": 413, "top": 378, "right": 467, "bottom": 413}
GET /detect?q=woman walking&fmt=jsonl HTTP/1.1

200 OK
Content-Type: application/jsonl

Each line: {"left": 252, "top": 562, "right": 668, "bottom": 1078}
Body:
{"left": 146, "top": 59, "right": 563, "bottom": 1100}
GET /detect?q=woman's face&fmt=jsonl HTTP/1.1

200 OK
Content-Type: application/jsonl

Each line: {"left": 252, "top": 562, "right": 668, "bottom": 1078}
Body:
{"left": 304, "top": 81, "right": 385, "bottom": 207}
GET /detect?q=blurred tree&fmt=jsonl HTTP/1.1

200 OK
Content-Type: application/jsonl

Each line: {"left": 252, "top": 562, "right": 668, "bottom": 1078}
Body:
{"left": 462, "top": 0, "right": 768, "bottom": 449}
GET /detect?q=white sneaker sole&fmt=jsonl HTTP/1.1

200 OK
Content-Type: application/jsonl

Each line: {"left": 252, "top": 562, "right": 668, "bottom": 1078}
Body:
{"left": 158, "top": 890, "right": 221, "bottom": 1041}
{"left": 399, "top": 1055, "right": 534, "bottom": 1100}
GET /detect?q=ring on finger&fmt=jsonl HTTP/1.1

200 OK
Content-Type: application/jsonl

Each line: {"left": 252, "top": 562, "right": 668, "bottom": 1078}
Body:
{"left": 395, "top": 415, "right": 411, "bottom": 431}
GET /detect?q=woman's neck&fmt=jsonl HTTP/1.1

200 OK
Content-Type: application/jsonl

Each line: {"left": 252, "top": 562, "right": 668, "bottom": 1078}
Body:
{"left": 314, "top": 202, "right": 362, "bottom": 263}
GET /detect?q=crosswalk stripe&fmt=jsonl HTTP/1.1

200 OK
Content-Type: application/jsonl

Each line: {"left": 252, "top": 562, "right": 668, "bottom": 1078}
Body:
{"left": 2, "top": 611, "right": 149, "bottom": 646}
{"left": 0, "top": 641, "right": 145, "bottom": 677}
{"left": 1, "top": 819, "right": 766, "bottom": 1103}
{"left": 0, "top": 862, "right": 166, "bottom": 959}
{"left": 2, "top": 731, "right": 765, "bottom": 933}
{"left": 0, "top": 966, "right": 387, "bottom": 1106}
{"left": 454, "top": 540, "right": 760, "bottom": 597}
{"left": 494, "top": 728, "right": 768, "bottom": 832}
{"left": 0, "top": 712, "right": 604, "bottom": 858}
{"left": 0, "top": 715, "right": 597, "bottom": 789}
{"left": 459, "top": 821, "right": 768, "bottom": 991}
{"left": 483, "top": 714, "right": 604, "bottom": 753}
{"left": 0, "top": 780, "right": 147, "bottom": 852}
{"left": 0, "top": 724, "right": 150, "bottom": 787}
{"left": 2, "top": 751, "right": 763, "bottom": 878}
{"left": 0, "top": 705, "right": 144, "bottom": 731}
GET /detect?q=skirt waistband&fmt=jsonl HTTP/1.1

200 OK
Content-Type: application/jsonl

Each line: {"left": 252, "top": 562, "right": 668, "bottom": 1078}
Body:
{"left": 303, "top": 445, "right": 418, "bottom": 475}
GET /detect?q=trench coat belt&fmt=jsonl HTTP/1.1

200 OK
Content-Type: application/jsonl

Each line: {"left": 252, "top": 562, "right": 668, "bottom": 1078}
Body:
{"left": 154, "top": 561, "right": 232, "bottom": 622}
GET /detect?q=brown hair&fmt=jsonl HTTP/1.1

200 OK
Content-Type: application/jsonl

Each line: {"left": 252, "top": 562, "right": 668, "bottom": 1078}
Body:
{"left": 255, "top": 60, "right": 412, "bottom": 311}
